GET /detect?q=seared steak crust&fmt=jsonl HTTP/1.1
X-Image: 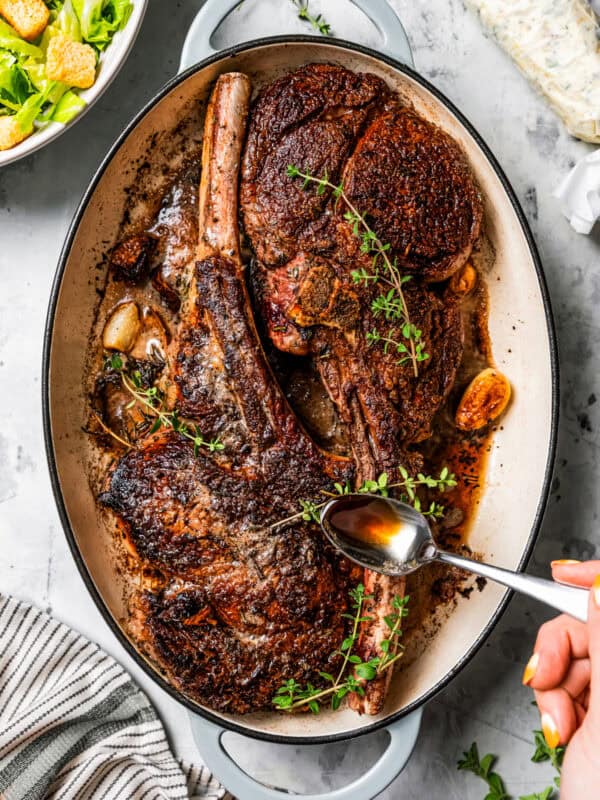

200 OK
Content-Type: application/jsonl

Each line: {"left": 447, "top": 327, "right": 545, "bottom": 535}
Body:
{"left": 241, "top": 63, "right": 482, "bottom": 283}
{"left": 241, "top": 63, "right": 387, "bottom": 266}
{"left": 101, "top": 253, "right": 358, "bottom": 713}
{"left": 99, "top": 66, "right": 483, "bottom": 717}
{"left": 132, "top": 564, "right": 358, "bottom": 713}
{"left": 343, "top": 106, "right": 483, "bottom": 282}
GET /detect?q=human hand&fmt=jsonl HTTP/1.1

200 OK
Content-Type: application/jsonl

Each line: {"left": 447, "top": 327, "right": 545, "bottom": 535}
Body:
{"left": 522, "top": 561, "right": 600, "bottom": 799}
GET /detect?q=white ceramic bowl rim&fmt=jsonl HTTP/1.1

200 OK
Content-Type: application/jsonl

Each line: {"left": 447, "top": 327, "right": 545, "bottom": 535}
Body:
{"left": 42, "top": 34, "right": 560, "bottom": 745}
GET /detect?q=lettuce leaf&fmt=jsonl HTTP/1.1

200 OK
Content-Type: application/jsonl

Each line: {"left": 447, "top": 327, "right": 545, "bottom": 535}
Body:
{"left": 50, "top": 88, "right": 86, "bottom": 123}
{"left": 14, "top": 91, "right": 46, "bottom": 132}
{"left": 0, "top": 19, "right": 43, "bottom": 59}
{"left": 0, "top": 48, "right": 39, "bottom": 116}
{"left": 72, "top": 0, "right": 133, "bottom": 50}
{"left": 52, "top": 0, "right": 82, "bottom": 42}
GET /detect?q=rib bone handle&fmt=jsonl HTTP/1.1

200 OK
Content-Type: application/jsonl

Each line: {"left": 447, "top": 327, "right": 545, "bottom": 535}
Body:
{"left": 198, "top": 73, "right": 251, "bottom": 263}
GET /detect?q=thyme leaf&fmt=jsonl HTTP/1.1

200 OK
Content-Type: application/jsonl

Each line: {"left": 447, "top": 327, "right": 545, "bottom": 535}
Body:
{"left": 269, "top": 467, "right": 457, "bottom": 532}
{"left": 101, "top": 354, "right": 223, "bottom": 456}
{"left": 272, "top": 584, "right": 408, "bottom": 713}
{"left": 291, "top": 0, "right": 332, "bottom": 35}
{"left": 530, "top": 730, "right": 564, "bottom": 788}
{"left": 457, "top": 743, "right": 510, "bottom": 800}
{"left": 458, "top": 731, "right": 563, "bottom": 800}
{"left": 286, "top": 164, "right": 427, "bottom": 376}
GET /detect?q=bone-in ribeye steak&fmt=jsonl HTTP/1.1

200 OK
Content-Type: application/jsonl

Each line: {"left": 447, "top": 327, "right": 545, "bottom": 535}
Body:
{"left": 240, "top": 64, "right": 480, "bottom": 713}
{"left": 101, "top": 74, "right": 362, "bottom": 713}
{"left": 99, "top": 65, "right": 483, "bottom": 716}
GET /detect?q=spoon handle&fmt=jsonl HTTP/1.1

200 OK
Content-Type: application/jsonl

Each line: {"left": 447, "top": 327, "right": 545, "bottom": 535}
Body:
{"left": 437, "top": 551, "right": 589, "bottom": 623}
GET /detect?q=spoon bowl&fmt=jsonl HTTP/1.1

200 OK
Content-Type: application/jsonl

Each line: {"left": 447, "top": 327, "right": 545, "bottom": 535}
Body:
{"left": 320, "top": 494, "right": 590, "bottom": 623}
{"left": 321, "top": 494, "right": 437, "bottom": 576}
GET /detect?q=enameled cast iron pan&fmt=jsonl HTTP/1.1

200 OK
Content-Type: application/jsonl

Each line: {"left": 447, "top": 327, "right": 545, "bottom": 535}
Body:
{"left": 43, "top": 2, "right": 558, "bottom": 797}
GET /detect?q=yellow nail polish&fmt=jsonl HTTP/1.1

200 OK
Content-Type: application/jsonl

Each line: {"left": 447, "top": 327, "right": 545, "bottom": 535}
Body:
{"left": 551, "top": 559, "right": 580, "bottom": 566}
{"left": 541, "top": 713, "right": 560, "bottom": 749}
{"left": 522, "top": 652, "right": 539, "bottom": 685}
{"left": 593, "top": 575, "right": 600, "bottom": 608}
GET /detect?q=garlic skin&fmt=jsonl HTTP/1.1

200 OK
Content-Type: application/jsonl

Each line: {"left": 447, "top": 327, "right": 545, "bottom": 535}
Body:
{"left": 129, "top": 307, "right": 169, "bottom": 362}
{"left": 455, "top": 368, "right": 511, "bottom": 431}
{"left": 102, "top": 302, "right": 141, "bottom": 353}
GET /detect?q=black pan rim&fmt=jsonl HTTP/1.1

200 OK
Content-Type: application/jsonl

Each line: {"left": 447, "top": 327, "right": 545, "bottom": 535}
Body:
{"left": 42, "top": 33, "right": 560, "bottom": 746}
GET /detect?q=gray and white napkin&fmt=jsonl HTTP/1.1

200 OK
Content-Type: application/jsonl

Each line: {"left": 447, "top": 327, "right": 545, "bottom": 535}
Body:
{"left": 0, "top": 594, "right": 227, "bottom": 800}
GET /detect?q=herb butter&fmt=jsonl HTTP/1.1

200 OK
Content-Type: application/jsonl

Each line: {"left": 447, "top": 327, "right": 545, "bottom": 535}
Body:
{"left": 468, "top": 0, "right": 600, "bottom": 142}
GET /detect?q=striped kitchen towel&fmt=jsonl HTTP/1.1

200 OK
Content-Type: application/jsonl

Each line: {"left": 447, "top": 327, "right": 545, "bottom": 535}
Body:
{"left": 0, "top": 594, "right": 230, "bottom": 800}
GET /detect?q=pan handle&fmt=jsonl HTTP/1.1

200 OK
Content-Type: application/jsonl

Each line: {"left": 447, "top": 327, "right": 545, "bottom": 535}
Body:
{"left": 188, "top": 708, "right": 422, "bottom": 800}
{"left": 179, "top": 0, "right": 413, "bottom": 72}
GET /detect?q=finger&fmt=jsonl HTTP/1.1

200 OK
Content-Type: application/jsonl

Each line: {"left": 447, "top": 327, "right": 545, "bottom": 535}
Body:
{"left": 551, "top": 560, "right": 600, "bottom": 588}
{"left": 575, "top": 687, "right": 590, "bottom": 710}
{"left": 532, "top": 658, "right": 590, "bottom": 747}
{"left": 575, "top": 700, "right": 587, "bottom": 726}
{"left": 558, "top": 657, "right": 591, "bottom": 699}
{"left": 523, "top": 615, "right": 589, "bottom": 689}
{"left": 534, "top": 687, "right": 577, "bottom": 745}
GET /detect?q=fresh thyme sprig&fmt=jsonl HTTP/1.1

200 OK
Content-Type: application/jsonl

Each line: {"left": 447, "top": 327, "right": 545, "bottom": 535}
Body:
{"left": 458, "top": 729, "right": 564, "bottom": 800}
{"left": 458, "top": 743, "right": 510, "bottom": 800}
{"left": 103, "top": 353, "right": 223, "bottom": 456}
{"left": 531, "top": 730, "right": 564, "bottom": 788}
{"left": 286, "top": 164, "right": 428, "bottom": 377}
{"left": 291, "top": 0, "right": 332, "bottom": 35}
{"left": 90, "top": 410, "right": 132, "bottom": 450}
{"left": 270, "top": 467, "right": 457, "bottom": 532}
{"left": 272, "top": 584, "right": 408, "bottom": 713}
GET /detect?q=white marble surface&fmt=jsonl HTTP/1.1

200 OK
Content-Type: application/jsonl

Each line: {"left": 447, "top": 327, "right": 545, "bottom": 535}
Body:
{"left": 0, "top": 0, "right": 598, "bottom": 797}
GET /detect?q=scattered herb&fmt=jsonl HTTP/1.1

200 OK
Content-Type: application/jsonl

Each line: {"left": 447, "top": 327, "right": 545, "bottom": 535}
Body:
{"left": 519, "top": 790, "right": 554, "bottom": 800}
{"left": 272, "top": 584, "right": 408, "bottom": 713}
{"left": 270, "top": 467, "right": 456, "bottom": 531}
{"left": 458, "top": 743, "right": 510, "bottom": 800}
{"left": 458, "top": 730, "right": 564, "bottom": 800}
{"left": 531, "top": 730, "right": 564, "bottom": 788}
{"left": 286, "top": 165, "right": 427, "bottom": 377}
{"left": 291, "top": 0, "right": 332, "bottom": 35}
{"left": 102, "top": 353, "right": 223, "bottom": 455}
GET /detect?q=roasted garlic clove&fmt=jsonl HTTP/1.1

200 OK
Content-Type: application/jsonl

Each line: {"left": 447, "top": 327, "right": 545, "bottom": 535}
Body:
{"left": 455, "top": 368, "right": 511, "bottom": 431}
{"left": 129, "top": 306, "right": 169, "bottom": 362}
{"left": 102, "top": 301, "right": 140, "bottom": 352}
{"left": 449, "top": 262, "right": 478, "bottom": 296}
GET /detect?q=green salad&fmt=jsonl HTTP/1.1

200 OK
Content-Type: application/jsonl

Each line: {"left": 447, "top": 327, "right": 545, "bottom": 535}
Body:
{"left": 0, "top": 0, "right": 133, "bottom": 147}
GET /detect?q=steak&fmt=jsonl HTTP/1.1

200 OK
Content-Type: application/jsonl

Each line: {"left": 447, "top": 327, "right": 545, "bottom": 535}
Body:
{"left": 240, "top": 63, "right": 471, "bottom": 463}
{"left": 99, "top": 65, "right": 479, "bottom": 718}
{"left": 240, "top": 64, "right": 477, "bottom": 713}
{"left": 241, "top": 63, "right": 482, "bottom": 282}
{"left": 101, "top": 74, "right": 362, "bottom": 713}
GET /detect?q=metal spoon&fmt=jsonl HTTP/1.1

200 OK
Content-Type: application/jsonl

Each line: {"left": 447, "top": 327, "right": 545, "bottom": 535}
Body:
{"left": 320, "top": 494, "right": 589, "bottom": 622}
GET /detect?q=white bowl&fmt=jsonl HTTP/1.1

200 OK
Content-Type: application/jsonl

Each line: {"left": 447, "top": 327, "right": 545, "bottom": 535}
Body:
{"left": 0, "top": 0, "right": 148, "bottom": 168}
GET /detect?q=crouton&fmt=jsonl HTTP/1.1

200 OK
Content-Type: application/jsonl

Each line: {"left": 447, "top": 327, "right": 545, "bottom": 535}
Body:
{"left": 46, "top": 33, "right": 96, "bottom": 90}
{"left": 0, "top": 115, "right": 31, "bottom": 150}
{"left": 0, "top": 0, "right": 49, "bottom": 41}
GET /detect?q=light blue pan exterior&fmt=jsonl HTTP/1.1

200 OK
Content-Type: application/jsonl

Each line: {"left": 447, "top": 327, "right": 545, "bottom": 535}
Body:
{"left": 179, "top": 0, "right": 414, "bottom": 70}
{"left": 189, "top": 708, "right": 423, "bottom": 800}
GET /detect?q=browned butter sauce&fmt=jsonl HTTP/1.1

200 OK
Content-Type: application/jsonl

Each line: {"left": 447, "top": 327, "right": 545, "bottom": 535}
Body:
{"left": 327, "top": 496, "right": 406, "bottom": 547}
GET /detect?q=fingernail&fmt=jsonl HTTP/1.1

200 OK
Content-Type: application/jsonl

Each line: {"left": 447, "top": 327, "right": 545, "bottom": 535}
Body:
{"left": 551, "top": 559, "right": 580, "bottom": 567}
{"left": 522, "top": 652, "right": 539, "bottom": 685}
{"left": 593, "top": 575, "right": 600, "bottom": 608}
{"left": 541, "top": 712, "right": 560, "bottom": 749}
